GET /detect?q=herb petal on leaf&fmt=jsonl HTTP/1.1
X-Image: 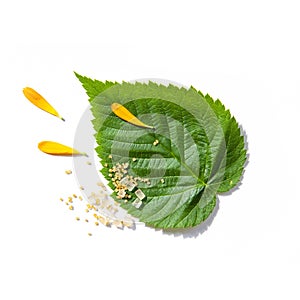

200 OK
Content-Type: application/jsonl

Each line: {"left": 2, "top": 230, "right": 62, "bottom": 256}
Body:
{"left": 111, "top": 103, "right": 154, "bottom": 129}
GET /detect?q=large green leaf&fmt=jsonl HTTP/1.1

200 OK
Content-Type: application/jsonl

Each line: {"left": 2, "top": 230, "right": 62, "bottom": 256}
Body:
{"left": 76, "top": 75, "right": 247, "bottom": 229}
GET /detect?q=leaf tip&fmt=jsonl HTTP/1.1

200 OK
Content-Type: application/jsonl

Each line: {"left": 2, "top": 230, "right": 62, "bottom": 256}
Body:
{"left": 73, "top": 71, "right": 80, "bottom": 77}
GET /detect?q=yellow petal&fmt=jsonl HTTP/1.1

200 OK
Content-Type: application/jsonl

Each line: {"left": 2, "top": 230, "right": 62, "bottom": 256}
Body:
{"left": 38, "top": 141, "right": 86, "bottom": 156}
{"left": 23, "top": 87, "right": 65, "bottom": 121}
{"left": 111, "top": 103, "right": 154, "bottom": 129}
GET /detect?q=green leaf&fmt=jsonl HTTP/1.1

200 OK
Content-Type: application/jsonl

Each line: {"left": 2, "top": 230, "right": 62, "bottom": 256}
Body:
{"left": 76, "top": 74, "right": 247, "bottom": 229}
{"left": 74, "top": 72, "right": 115, "bottom": 102}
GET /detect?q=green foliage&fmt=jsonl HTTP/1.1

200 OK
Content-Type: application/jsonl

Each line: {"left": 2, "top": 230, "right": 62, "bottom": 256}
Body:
{"left": 76, "top": 74, "right": 247, "bottom": 229}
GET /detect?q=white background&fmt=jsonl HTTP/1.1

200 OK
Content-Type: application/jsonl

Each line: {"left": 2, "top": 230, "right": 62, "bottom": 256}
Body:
{"left": 1, "top": 0, "right": 299, "bottom": 299}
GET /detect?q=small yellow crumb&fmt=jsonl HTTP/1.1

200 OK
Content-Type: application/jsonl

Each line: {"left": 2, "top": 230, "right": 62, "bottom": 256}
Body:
{"left": 95, "top": 222, "right": 99, "bottom": 226}
{"left": 69, "top": 205, "right": 74, "bottom": 210}
{"left": 85, "top": 209, "right": 89, "bottom": 213}
{"left": 65, "top": 202, "right": 69, "bottom": 206}
{"left": 75, "top": 217, "right": 80, "bottom": 221}
{"left": 88, "top": 232, "right": 92, "bottom": 236}
{"left": 108, "top": 154, "right": 112, "bottom": 159}
{"left": 117, "top": 189, "right": 126, "bottom": 198}
{"left": 59, "top": 198, "right": 64, "bottom": 202}
{"left": 160, "top": 178, "right": 165, "bottom": 184}
{"left": 122, "top": 219, "right": 134, "bottom": 228}
{"left": 80, "top": 186, "right": 84, "bottom": 190}
{"left": 65, "top": 170, "right": 72, "bottom": 175}
{"left": 132, "top": 157, "right": 137, "bottom": 162}
{"left": 99, "top": 216, "right": 109, "bottom": 226}
{"left": 68, "top": 197, "right": 73, "bottom": 203}
{"left": 86, "top": 161, "right": 92, "bottom": 165}
{"left": 85, "top": 219, "right": 89, "bottom": 222}
{"left": 113, "top": 220, "right": 123, "bottom": 228}
{"left": 73, "top": 194, "right": 77, "bottom": 198}
{"left": 79, "top": 196, "right": 83, "bottom": 201}
{"left": 104, "top": 163, "right": 108, "bottom": 167}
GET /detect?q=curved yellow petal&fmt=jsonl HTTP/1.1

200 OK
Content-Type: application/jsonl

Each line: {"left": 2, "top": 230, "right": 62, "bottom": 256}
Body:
{"left": 111, "top": 103, "right": 154, "bottom": 129}
{"left": 23, "top": 87, "right": 65, "bottom": 121}
{"left": 38, "top": 141, "right": 86, "bottom": 156}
